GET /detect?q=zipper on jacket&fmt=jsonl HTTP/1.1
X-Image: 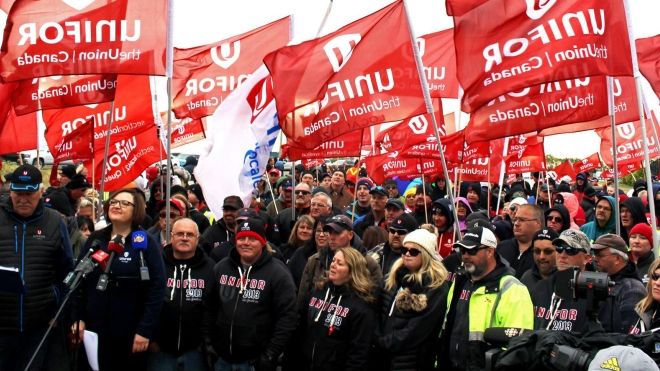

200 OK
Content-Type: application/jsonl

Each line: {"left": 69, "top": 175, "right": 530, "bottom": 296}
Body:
{"left": 20, "top": 223, "right": 26, "bottom": 332}
{"left": 177, "top": 268, "right": 184, "bottom": 352}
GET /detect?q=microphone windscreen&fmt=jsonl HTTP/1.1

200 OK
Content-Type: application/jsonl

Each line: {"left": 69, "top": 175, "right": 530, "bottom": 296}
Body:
{"left": 91, "top": 250, "right": 110, "bottom": 271}
{"left": 131, "top": 231, "right": 148, "bottom": 251}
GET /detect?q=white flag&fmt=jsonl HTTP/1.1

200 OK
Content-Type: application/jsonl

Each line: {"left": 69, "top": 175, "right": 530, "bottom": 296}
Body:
{"left": 194, "top": 65, "right": 279, "bottom": 217}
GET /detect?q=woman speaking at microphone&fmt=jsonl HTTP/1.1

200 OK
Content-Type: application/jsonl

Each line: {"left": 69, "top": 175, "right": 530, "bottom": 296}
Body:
{"left": 72, "top": 189, "right": 166, "bottom": 370}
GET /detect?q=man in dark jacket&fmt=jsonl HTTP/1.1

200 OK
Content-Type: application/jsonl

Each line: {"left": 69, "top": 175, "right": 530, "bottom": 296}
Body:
{"left": 0, "top": 165, "right": 73, "bottom": 371}
{"left": 591, "top": 234, "right": 646, "bottom": 333}
{"left": 200, "top": 195, "right": 243, "bottom": 253}
{"left": 149, "top": 218, "right": 215, "bottom": 370}
{"left": 520, "top": 229, "right": 558, "bottom": 291}
{"left": 205, "top": 218, "right": 297, "bottom": 371}
{"left": 43, "top": 173, "right": 91, "bottom": 217}
{"left": 619, "top": 197, "right": 647, "bottom": 243}
{"left": 274, "top": 182, "right": 312, "bottom": 244}
{"left": 497, "top": 204, "right": 544, "bottom": 278}
{"left": 353, "top": 185, "right": 388, "bottom": 238}
{"left": 367, "top": 213, "right": 418, "bottom": 276}
{"left": 580, "top": 186, "right": 597, "bottom": 223}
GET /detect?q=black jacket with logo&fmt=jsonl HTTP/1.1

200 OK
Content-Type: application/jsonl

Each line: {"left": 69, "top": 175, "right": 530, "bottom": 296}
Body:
{"left": 207, "top": 247, "right": 297, "bottom": 362}
{"left": 303, "top": 283, "right": 376, "bottom": 371}
{"left": 154, "top": 245, "right": 216, "bottom": 356}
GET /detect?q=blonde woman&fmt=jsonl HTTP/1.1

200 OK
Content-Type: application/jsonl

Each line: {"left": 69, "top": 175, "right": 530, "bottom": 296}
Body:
{"left": 279, "top": 214, "right": 315, "bottom": 264}
{"left": 302, "top": 247, "right": 377, "bottom": 371}
{"left": 630, "top": 259, "right": 660, "bottom": 333}
{"left": 376, "top": 228, "right": 450, "bottom": 370}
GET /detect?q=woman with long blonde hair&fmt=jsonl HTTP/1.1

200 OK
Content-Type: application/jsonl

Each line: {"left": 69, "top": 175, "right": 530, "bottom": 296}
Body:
{"left": 302, "top": 247, "right": 377, "bottom": 370}
{"left": 376, "top": 228, "right": 450, "bottom": 370}
{"left": 631, "top": 258, "right": 660, "bottom": 333}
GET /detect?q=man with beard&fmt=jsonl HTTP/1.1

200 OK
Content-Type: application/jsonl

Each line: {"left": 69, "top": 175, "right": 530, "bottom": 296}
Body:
{"left": 328, "top": 171, "right": 353, "bottom": 211}
{"left": 266, "top": 177, "right": 293, "bottom": 220}
{"left": 520, "top": 229, "right": 559, "bottom": 291}
{"left": 368, "top": 213, "right": 419, "bottom": 276}
{"left": 200, "top": 195, "right": 243, "bottom": 253}
{"left": 412, "top": 183, "right": 433, "bottom": 225}
{"left": 354, "top": 185, "right": 388, "bottom": 238}
{"left": 275, "top": 182, "right": 312, "bottom": 244}
{"left": 346, "top": 178, "right": 373, "bottom": 220}
{"left": 440, "top": 226, "right": 533, "bottom": 371}
{"left": 580, "top": 196, "right": 617, "bottom": 242}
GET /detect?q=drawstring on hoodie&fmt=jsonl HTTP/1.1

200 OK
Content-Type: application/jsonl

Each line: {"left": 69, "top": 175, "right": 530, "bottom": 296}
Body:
{"left": 237, "top": 266, "right": 253, "bottom": 295}
{"left": 545, "top": 292, "right": 563, "bottom": 330}
{"left": 170, "top": 264, "right": 188, "bottom": 301}
{"left": 328, "top": 295, "right": 343, "bottom": 335}
{"left": 315, "top": 287, "right": 332, "bottom": 322}
{"left": 312, "top": 286, "right": 343, "bottom": 335}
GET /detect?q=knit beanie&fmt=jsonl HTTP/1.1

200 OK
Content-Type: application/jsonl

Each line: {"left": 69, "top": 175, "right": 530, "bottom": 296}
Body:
{"left": 403, "top": 229, "right": 441, "bottom": 261}
{"left": 630, "top": 223, "right": 653, "bottom": 243}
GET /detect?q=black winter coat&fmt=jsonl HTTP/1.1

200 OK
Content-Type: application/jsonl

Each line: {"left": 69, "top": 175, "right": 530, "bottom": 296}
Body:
{"left": 497, "top": 238, "right": 534, "bottom": 279}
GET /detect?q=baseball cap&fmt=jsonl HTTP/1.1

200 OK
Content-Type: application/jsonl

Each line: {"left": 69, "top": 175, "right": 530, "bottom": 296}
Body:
{"left": 10, "top": 164, "right": 42, "bottom": 192}
{"left": 236, "top": 207, "right": 259, "bottom": 222}
{"left": 66, "top": 174, "right": 92, "bottom": 190}
{"left": 59, "top": 164, "right": 77, "bottom": 179}
{"left": 592, "top": 233, "right": 629, "bottom": 259}
{"left": 552, "top": 229, "right": 591, "bottom": 254}
{"left": 532, "top": 228, "right": 559, "bottom": 243}
{"left": 323, "top": 214, "right": 353, "bottom": 233}
{"left": 236, "top": 218, "right": 267, "bottom": 247}
{"left": 385, "top": 198, "right": 404, "bottom": 210}
{"left": 454, "top": 226, "right": 498, "bottom": 249}
{"left": 222, "top": 195, "right": 244, "bottom": 210}
{"left": 588, "top": 345, "right": 659, "bottom": 371}
{"left": 277, "top": 177, "right": 293, "bottom": 191}
{"left": 389, "top": 213, "right": 418, "bottom": 233}
{"left": 268, "top": 168, "right": 282, "bottom": 177}
{"left": 158, "top": 198, "right": 187, "bottom": 217}
{"left": 369, "top": 185, "right": 388, "bottom": 197}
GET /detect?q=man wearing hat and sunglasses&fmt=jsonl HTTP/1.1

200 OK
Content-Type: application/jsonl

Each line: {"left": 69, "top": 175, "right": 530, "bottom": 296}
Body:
{"left": 440, "top": 226, "right": 533, "bottom": 371}
{"left": 368, "top": 213, "right": 419, "bottom": 276}
{"left": 0, "top": 164, "right": 74, "bottom": 370}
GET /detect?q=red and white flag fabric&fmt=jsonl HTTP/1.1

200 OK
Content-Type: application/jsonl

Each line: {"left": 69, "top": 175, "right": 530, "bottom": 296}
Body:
{"left": 600, "top": 162, "right": 641, "bottom": 179}
{"left": 598, "top": 120, "right": 660, "bottom": 167}
{"left": 504, "top": 134, "right": 546, "bottom": 173}
{"left": 417, "top": 29, "right": 459, "bottom": 98}
{"left": 263, "top": 1, "right": 426, "bottom": 149}
{"left": 0, "top": 0, "right": 167, "bottom": 81}
{"left": 283, "top": 129, "right": 363, "bottom": 160}
{"left": 194, "top": 65, "right": 280, "bottom": 214}
{"left": 466, "top": 76, "right": 639, "bottom": 143}
{"left": 452, "top": 0, "right": 634, "bottom": 113}
{"left": 573, "top": 152, "right": 601, "bottom": 174}
{"left": 13, "top": 74, "right": 117, "bottom": 115}
{"left": 45, "top": 117, "right": 94, "bottom": 163}
{"left": 636, "top": 34, "right": 660, "bottom": 99}
{"left": 0, "top": 108, "right": 37, "bottom": 154}
{"left": 160, "top": 113, "right": 206, "bottom": 149}
{"left": 374, "top": 104, "right": 444, "bottom": 155}
{"left": 551, "top": 159, "right": 577, "bottom": 181}
{"left": 363, "top": 152, "right": 443, "bottom": 184}
{"left": 172, "top": 17, "right": 290, "bottom": 120}
{"left": 445, "top": 0, "right": 489, "bottom": 16}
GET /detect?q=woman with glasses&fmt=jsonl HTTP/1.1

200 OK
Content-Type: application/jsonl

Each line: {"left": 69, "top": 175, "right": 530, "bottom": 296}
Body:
{"left": 375, "top": 229, "right": 449, "bottom": 370}
{"left": 72, "top": 189, "right": 166, "bottom": 371}
{"left": 631, "top": 259, "right": 660, "bottom": 333}
{"left": 302, "top": 247, "right": 377, "bottom": 370}
{"left": 279, "top": 214, "right": 315, "bottom": 264}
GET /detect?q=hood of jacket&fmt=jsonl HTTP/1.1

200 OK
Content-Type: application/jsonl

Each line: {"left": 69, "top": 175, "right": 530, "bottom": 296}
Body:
{"left": 595, "top": 195, "right": 618, "bottom": 231}
{"left": 433, "top": 198, "right": 455, "bottom": 232}
{"left": 545, "top": 204, "right": 571, "bottom": 232}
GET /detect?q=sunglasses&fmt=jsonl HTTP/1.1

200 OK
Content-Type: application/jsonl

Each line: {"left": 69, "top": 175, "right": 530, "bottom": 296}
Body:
{"left": 400, "top": 247, "right": 421, "bottom": 257}
{"left": 295, "top": 190, "right": 311, "bottom": 196}
{"left": 651, "top": 273, "right": 660, "bottom": 281}
{"left": 533, "top": 248, "right": 555, "bottom": 255}
{"left": 388, "top": 228, "right": 408, "bottom": 236}
{"left": 555, "top": 245, "right": 586, "bottom": 256}
{"left": 546, "top": 216, "right": 563, "bottom": 223}
{"left": 458, "top": 246, "right": 488, "bottom": 256}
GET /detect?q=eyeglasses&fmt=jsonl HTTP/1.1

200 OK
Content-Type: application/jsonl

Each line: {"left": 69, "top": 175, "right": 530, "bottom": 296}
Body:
{"left": 651, "top": 273, "right": 660, "bottom": 281}
{"left": 432, "top": 208, "right": 445, "bottom": 216}
{"left": 512, "top": 217, "right": 536, "bottom": 224}
{"left": 555, "top": 245, "right": 586, "bottom": 256}
{"left": 459, "top": 246, "right": 489, "bottom": 256}
{"left": 311, "top": 202, "right": 328, "bottom": 208}
{"left": 160, "top": 212, "right": 180, "bottom": 219}
{"left": 533, "top": 248, "right": 555, "bottom": 255}
{"left": 388, "top": 228, "right": 408, "bottom": 236}
{"left": 109, "top": 199, "right": 134, "bottom": 208}
{"left": 172, "top": 231, "right": 197, "bottom": 239}
{"left": 385, "top": 185, "right": 397, "bottom": 190}
{"left": 546, "top": 216, "right": 563, "bottom": 223}
{"left": 400, "top": 247, "right": 421, "bottom": 257}
{"left": 595, "top": 205, "right": 611, "bottom": 211}
{"left": 295, "top": 190, "right": 311, "bottom": 196}
{"left": 509, "top": 205, "right": 518, "bottom": 211}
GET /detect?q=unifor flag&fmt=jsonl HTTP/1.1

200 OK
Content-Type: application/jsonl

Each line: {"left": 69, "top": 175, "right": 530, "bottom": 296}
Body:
{"left": 172, "top": 17, "right": 290, "bottom": 120}
{"left": 445, "top": 0, "right": 489, "bottom": 16}
{"left": 550, "top": 159, "right": 577, "bottom": 181}
{"left": 598, "top": 120, "right": 660, "bottom": 167}
{"left": 636, "top": 34, "right": 660, "bottom": 99}
{"left": 263, "top": 0, "right": 426, "bottom": 149}
{"left": 363, "top": 152, "right": 443, "bottom": 184}
{"left": 283, "top": 129, "right": 363, "bottom": 160}
{"left": 13, "top": 74, "right": 117, "bottom": 115}
{"left": 374, "top": 102, "right": 444, "bottom": 154}
{"left": 504, "top": 133, "right": 546, "bottom": 173}
{"left": 417, "top": 28, "right": 459, "bottom": 98}
{"left": 600, "top": 162, "right": 641, "bottom": 179}
{"left": 45, "top": 116, "right": 94, "bottom": 163}
{"left": 159, "top": 113, "right": 206, "bottom": 149}
{"left": 0, "top": 81, "right": 38, "bottom": 154}
{"left": 573, "top": 152, "right": 601, "bottom": 174}
{"left": 194, "top": 64, "right": 280, "bottom": 215}
{"left": 0, "top": 0, "right": 167, "bottom": 81}
{"left": 452, "top": 0, "right": 633, "bottom": 113}
{"left": 465, "top": 75, "right": 639, "bottom": 143}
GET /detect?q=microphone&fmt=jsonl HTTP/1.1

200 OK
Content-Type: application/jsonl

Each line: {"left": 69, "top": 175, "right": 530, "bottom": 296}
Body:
{"left": 484, "top": 327, "right": 529, "bottom": 347}
{"left": 132, "top": 231, "right": 150, "bottom": 281}
{"left": 63, "top": 241, "right": 102, "bottom": 288}
{"left": 96, "top": 235, "right": 125, "bottom": 291}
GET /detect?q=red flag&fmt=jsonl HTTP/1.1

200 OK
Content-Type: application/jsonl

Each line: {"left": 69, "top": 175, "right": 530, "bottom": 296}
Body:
{"left": 13, "top": 74, "right": 117, "bottom": 115}
{"left": 552, "top": 159, "right": 577, "bottom": 180}
{"left": 302, "top": 159, "right": 325, "bottom": 170}
{"left": 363, "top": 152, "right": 443, "bottom": 184}
{"left": 598, "top": 121, "right": 660, "bottom": 167}
{"left": 600, "top": 162, "right": 641, "bottom": 179}
{"left": 45, "top": 117, "right": 94, "bottom": 163}
{"left": 374, "top": 104, "right": 444, "bottom": 154}
{"left": 172, "top": 17, "right": 290, "bottom": 119}
{"left": 636, "top": 34, "right": 660, "bottom": 99}
{"left": 161, "top": 113, "right": 206, "bottom": 148}
{"left": 466, "top": 76, "right": 639, "bottom": 143}
{"left": 0, "top": 107, "right": 37, "bottom": 154}
{"left": 445, "top": 0, "right": 489, "bottom": 16}
{"left": 418, "top": 29, "right": 459, "bottom": 98}
{"left": 453, "top": 0, "right": 633, "bottom": 113}
{"left": 284, "top": 130, "right": 363, "bottom": 160}
{"left": 0, "top": 0, "right": 167, "bottom": 81}
{"left": 263, "top": 1, "right": 426, "bottom": 149}
{"left": 573, "top": 152, "right": 601, "bottom": 174}
{"left": 505, "top": 134, "right": 546, "bottom": 173}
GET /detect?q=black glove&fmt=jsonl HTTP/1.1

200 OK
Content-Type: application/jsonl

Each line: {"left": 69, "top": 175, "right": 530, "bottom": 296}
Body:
{"left": 256, "top": 352, "right": 276, "bottom": 371}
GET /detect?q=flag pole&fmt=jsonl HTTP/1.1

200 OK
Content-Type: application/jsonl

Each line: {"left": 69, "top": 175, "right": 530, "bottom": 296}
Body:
{"left": 349, "top": 130, "right": 366, "bottom": 223}
{"left": 607, "top": 76, "right": 621, "bottom": 236}
{"left": 164, "top": 0, "right": 175, "bottom": 243}
{"left": 623, "top": 0, "right": 658, "bottom": 250}
{"left": 495, "top": 137, "right": 509, "bottom": 213}
{"left": 402, "top": 0, "right": 461, "bottom": 237}
{"left": 98, "top": 101, "right": 116, "bottom": 205}
{"left": 422, "top": 172, "right": 429, "bottom": 224}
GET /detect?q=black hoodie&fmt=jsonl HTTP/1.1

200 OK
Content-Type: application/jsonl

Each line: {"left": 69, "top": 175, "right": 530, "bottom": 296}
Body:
{"left": 154, "top": 245, "right": 216, "bottom": 356}
{"left": 620, "top": 197, "right": 648, "bottom": 243}
{"left": 544, "top": 204, "right": 571, "bottom": 233}
{"left": 207, "top": 246, "right": 298, "bottom": 362}
{"left": 599, "top": 261, "right": 646, "bottom": 333}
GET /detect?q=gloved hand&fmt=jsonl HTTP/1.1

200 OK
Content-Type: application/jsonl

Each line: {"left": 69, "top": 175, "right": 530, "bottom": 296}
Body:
{"left": 256, "top": 352, "right": 277, "bottom": 371}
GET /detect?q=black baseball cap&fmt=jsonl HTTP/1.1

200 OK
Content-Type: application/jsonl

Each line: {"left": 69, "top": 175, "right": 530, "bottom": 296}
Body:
{"left": 323, "top": 215, "right": 353, "bottom": 232}
{"left": 10, "top": 164, "right": 42, "bottom": 192}
{"left": 389, "top": 213, "right": 418, "bottom": 233}
{"left": 385, "top": 198, "right": 404, "bottom": 210}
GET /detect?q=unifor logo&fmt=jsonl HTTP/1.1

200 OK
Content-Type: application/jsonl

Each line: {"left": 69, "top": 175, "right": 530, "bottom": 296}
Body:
{"left": 247, "top": 76, "right": 273, "bottom": 123}
{"left": 324, "top": 34, "right": 361, "bottom": 73}
{"left": 525, "top": 0, "right": 558, "bottom": 20}
{"left": 617, "top": 122, "right": 635, "bottom": 140}
{"left": 408, "top": 115, "right": 428, "bottom": 135}
{"left": 62, "top": 0, "right": 96, "bottom": 11}
{"left": 211, "top": 41, "right": 241, "bottom": 69}
{"left": 415, "top": 37, "right": 426, "bottom": 58}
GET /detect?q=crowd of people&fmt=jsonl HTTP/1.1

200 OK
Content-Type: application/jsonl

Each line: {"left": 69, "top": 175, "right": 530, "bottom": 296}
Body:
{"left": 1, "top": 159, "right": 660, "bottom": 371}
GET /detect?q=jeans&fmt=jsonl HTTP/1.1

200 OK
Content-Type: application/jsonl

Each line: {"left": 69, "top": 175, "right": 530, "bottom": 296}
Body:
{"left": 147, "top": 349, "right": 207, "bottom": 371}
{"left": 0, "top": 326, "right": 51, "bottom": 371}
{"left": 214, "top": 356, "right": 254, "bottom": 371}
